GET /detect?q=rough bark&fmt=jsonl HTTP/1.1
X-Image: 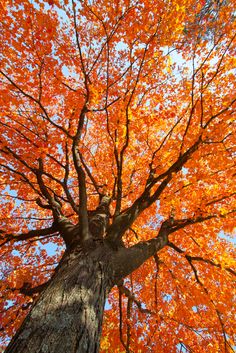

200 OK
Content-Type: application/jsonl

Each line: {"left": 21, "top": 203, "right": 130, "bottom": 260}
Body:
{"left": 5, "top": 244, "right": 114, "bottom": 353}
{"left": 4, "top": 194, "right": 169, "bottom": 353}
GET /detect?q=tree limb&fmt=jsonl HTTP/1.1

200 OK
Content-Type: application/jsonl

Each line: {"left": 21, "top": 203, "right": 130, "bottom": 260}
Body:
{"left": 0, "top": 70, "right": 72, "bottom": 138}
{"left": 118, "top": 282, "right": 153, "bottom": 314}
{"left": 111, "top": 220, "right": 170, "bottom": 282}
{"left": 0, "top": 225, "right": 58, "bottom": 247}
{"left": 35, "top": 158, "right": 63, "bottom": 220}
{"left": 168, "top": 241, "right": 236, "bottom": 277}
{"left": 107, "top": 137, "right": 202, "bottom": 242}
{"left": 19, "top": 281, "right": 49, "bottom": 297}
{"left": 72, "top": 114, "right": 90, "bottom": 243}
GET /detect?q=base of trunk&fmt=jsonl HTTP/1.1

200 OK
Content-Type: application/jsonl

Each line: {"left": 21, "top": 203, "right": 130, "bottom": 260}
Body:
{"left": 5, "top": 245, "right": 112, "bottom": 353}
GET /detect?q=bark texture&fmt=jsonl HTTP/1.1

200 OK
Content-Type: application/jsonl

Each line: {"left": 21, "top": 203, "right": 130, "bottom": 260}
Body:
{"left": 5, "top": 245, "right": 113, "bottom": 353}
{"left": 5, "top": 194, "right": 169, "bottom": 353}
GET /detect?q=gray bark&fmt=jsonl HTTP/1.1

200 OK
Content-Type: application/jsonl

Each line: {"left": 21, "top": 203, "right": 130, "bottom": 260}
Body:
{"left": 5, "top": 244, "right": 113, "bottom": 353}
{"left": 4, "top": 195, "right": 169, "bottom": 353}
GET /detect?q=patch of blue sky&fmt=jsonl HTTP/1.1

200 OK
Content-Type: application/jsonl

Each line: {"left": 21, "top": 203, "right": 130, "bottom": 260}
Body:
{"left": 218, "top": 230, "right": 236, "bottom": 244}
{"left": 162, "top": 293, "right": 172, "bottom": 302}
{"left": 0, "top": 186, "right": 17, "bottom": 201}
{"left": 104, "top": 299, "right": 112, "bottom": 310}
{"left": 176, "top": 342, "right": 190, "bottom": 352}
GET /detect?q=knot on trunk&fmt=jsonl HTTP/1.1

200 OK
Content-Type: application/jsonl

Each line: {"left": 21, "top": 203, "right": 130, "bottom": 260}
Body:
{"left": 88, "top": 211, "right": 109, "bottom": 240}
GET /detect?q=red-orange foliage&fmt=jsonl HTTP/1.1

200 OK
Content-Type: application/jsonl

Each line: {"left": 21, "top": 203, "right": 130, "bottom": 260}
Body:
{"left": 0, "top": 0, "right": 235, "bottom": 352}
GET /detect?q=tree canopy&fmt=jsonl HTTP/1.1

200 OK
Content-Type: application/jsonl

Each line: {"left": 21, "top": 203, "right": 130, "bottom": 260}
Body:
{"left": 0, "top": 0, "right": 236, "bottom": 352}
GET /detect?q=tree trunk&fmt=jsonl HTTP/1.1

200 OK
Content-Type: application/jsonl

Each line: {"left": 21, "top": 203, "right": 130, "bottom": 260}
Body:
{"left": 5, "top": 244, "right": 113, "bottom": 353}
{"left": 4, "top": 192, "right": 169, "bottom": 353}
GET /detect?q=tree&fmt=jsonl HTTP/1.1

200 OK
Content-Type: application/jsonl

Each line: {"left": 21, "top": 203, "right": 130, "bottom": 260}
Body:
{"left": 0, "top": 0, "right": 235, "bottom": 352}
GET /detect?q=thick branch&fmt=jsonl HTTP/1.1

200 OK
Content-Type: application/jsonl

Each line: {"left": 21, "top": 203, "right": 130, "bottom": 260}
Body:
{"left": 0, "top": 225, "right": 57, "bottom": 247}
{"left": 111, "top": 221, "right": 170, "bottom": 282}
{"left": 88, "top": 195, "right": 111, "bottom": 240}
{"left": 71, "top": 101, "right": 93, "bottom": 244}
{"left": 62, "top": 142, "right": 79, "bottom": 214}
{"left": 114, "top": 29, "right": 158, "bottom": 217}
{"left": 107, "top": 137, "right": 202, "bottom": 242}
{"left": 19, "top": 281, "right": 49, "bottom": 297}
{"left": 79, "top": 151, "right": 101, "bottom": 195}
{"left": 35, "top": 159, "right": 63, "bottom": 220}
{"left": 111, "top": 203, "right": 235, "bottom": 282}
